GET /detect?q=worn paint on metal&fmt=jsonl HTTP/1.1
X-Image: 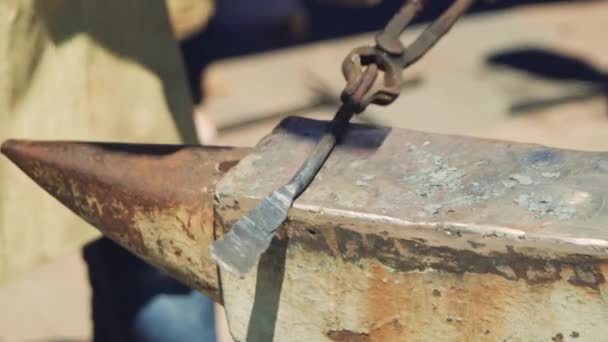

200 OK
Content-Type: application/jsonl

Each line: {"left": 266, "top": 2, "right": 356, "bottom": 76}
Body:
{"left": 1, "top": 140, "right": 250, "bottom": 302}
{"left": 216, "top": 116, "right": 608, "bottom": 341}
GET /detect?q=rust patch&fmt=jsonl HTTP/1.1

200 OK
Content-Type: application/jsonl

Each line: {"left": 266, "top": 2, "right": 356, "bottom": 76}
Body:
{"left": 442, "top": 267, "right": 513, "bottom": 341}
{"left": 326, "top": 330, "right": 370, "bottom": 342}
{"left": 287, "top": 220, "right": 607, "bottom": 288}
{"left": 369, "top": 319, "right": 405, "bottom": 341}
{"left": 568, "top": 264, "right": 606, "bottom": 290}
{"left": 1, "top": 140, "right": 250, "bottom": 302}
{"left": 366, "top": 264, "right": 411, "bottom": 340}
{"left": 8, "top": 154, "right": 149, "bottom": 255}
{"left": 216, "top": 160, "right": 240, "bottom": 173}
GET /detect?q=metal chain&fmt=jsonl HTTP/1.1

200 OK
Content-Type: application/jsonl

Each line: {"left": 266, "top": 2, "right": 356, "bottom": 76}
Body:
{"left": 343, "top": 0, "right": 475, "bottom": 109}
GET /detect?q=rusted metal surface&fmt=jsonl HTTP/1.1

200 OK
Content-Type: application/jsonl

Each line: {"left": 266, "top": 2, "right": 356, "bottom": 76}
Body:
{"left": 1, "top": 140, "right": 250, "bottom": 302}
{"left": 345, "top": 0, "right": 473, "bottom": 108}
{"left": 3, "top": 115, "right": 608, "bottom": 341}
{"left": 216, "top": 116, "right": 608, "bottom": 341}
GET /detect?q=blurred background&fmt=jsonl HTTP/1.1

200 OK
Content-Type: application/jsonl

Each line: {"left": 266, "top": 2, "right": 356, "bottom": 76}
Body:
{"left": 1, "top": 0, "right": 607, "bottom": 340}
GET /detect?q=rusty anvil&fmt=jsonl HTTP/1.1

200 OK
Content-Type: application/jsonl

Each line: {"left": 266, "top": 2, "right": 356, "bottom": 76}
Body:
{"left": 2, "top": 116, "right": 608, "bottom": 341}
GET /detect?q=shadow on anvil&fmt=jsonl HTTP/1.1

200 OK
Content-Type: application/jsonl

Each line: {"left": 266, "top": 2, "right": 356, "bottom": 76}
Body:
{"left": 275, "top": 116, "right": 392, "bottom": 149}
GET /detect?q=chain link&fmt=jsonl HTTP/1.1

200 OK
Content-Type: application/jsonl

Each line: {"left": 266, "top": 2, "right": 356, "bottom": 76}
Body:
{"left": 341, "top": 0, "right": 474, "bottom": 112}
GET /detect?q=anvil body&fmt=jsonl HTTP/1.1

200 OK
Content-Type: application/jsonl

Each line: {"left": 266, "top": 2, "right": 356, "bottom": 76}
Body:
{"left": 3, "top": 117, "right": 608, "bottom": 341}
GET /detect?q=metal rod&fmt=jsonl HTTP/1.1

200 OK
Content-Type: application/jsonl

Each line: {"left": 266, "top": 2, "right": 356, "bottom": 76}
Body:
{"left": 209, "top": 65, "right": 379, "bottom": 276}
{"left": 400, "top": 0, "right": 474, "bottom": 67}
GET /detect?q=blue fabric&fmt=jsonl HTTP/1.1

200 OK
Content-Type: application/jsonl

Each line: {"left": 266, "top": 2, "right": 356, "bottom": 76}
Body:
{"left": 133, "top": 291, "right": 216, "bottom": 342}
{"left": 84, "top": 238, "right": 217, "bottom": 342}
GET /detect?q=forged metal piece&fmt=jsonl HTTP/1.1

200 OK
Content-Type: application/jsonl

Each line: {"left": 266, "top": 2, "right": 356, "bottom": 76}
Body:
{"left": 1, "top": 140, "right": 250, "bottom": 302}
{"left": 209, "top": 65, "right": 379, "bottom": 276}
{"left": 210, "top": 0, "right": 474, "bottom": 277}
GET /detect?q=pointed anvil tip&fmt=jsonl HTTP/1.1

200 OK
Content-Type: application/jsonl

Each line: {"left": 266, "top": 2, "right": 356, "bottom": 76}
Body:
{"left": 1, "top": 139, "right": 56, "bottom": 175}
{"left": 1, "top": 138, "right": 251, "bottom": 302}
{"left": 2, "top": 138, "right": 52, "bottom": 152}
{"left": 1, "top": 138, "right": 13, "bottom": 153}
{"left": 1, "top": 139, "right": 26, "bottom": 160}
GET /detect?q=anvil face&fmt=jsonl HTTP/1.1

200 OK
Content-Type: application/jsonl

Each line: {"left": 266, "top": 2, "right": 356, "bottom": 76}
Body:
{"left": 215, "top": 117, "right": 608, "bottom": 341}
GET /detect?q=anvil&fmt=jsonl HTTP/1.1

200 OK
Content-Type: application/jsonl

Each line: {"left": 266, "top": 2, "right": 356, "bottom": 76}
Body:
{"left": 3, "top": 117, "right": 608, "bottom": 341}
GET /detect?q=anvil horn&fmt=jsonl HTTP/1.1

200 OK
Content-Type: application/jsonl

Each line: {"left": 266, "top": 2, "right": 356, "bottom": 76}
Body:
{"left": 1, "top": 139, "right": 250, "bottom": 302}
